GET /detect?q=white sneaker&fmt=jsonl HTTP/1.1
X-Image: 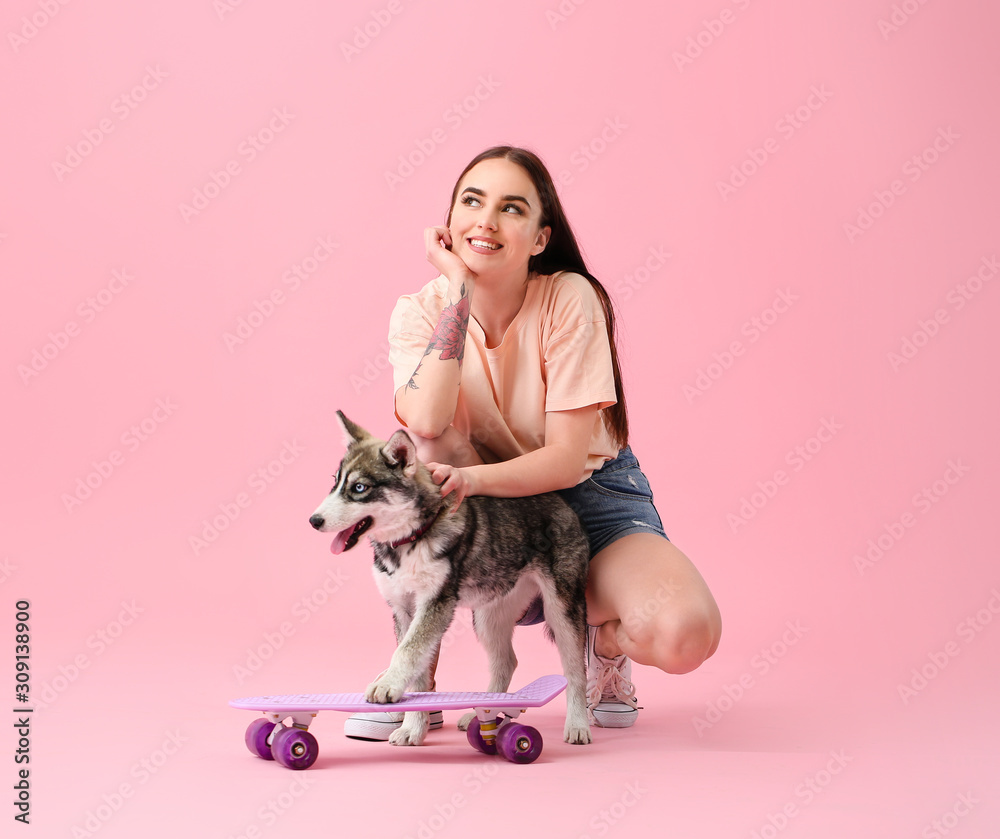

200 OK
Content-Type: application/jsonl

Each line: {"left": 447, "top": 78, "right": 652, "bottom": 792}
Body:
{"left": 586, "top": 625, "right": 640, "bottom": 728}
{"left": 344, "top": 709, "right": 444, "bottom": 741}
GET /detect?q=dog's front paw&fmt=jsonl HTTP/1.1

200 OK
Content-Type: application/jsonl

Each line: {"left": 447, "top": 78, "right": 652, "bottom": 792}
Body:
{"left": 389, "top": 723, "right": 427, "bottom": 746}
{"left": 456, "top": 711, "right": 476, "bottom": 731}
{"left": 388, "top": 727, "right": 423, "bottom": 746}
{"left": 365, "top": 675, "right": 406, "bottom": 704}
{"left": 564, "top": 723, "right": 592, "bottom": 745}
{"left": 387, "top": 711, "right": 428, "bottom": 746}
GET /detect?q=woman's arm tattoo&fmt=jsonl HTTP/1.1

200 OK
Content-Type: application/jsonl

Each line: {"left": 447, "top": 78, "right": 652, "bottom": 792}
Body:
{"left": 406, "top": 284, "right": 470, "bottom": 390}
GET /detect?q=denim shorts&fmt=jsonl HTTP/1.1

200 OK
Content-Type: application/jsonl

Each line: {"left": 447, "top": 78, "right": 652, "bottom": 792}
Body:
{"left": 516, "top": 445, "right": 669, "bottom": 627}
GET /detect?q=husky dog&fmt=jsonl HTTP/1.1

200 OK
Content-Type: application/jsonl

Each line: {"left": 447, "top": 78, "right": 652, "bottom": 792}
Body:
{"left": 309, "top": 411, "right": 592, "bottom": 747}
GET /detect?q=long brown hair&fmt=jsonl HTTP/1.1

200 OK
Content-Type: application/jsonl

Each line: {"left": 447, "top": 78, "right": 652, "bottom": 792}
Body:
{"left": 445, "top": 146, "right": 629, "bottom": 450}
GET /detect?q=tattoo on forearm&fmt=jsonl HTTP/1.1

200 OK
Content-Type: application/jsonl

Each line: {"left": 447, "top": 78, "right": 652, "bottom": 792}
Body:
{"left": 406, "top": 284, "right": 470, "bottom": 390}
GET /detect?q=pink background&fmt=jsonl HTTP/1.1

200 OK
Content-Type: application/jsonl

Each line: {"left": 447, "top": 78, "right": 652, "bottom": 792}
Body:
{"left": 4, "top": 0, "right": 998, "bottom": 836}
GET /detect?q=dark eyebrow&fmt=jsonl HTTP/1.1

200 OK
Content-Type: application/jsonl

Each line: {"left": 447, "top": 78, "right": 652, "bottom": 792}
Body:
{"left": 461, "top": 186, "right": 531, "bottom": 209}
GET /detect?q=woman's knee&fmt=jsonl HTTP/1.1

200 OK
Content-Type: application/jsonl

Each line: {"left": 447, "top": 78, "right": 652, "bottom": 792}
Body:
{"left": 626, "top": 598, "right": 721, "bottom": 675}
{"left": 588, "top": 534, "right": 721, "bottom": 673}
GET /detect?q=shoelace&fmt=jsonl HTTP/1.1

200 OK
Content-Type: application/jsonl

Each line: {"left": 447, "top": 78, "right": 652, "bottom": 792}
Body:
{"left": 586, "top": 656, "right": 638, "bottom": 708}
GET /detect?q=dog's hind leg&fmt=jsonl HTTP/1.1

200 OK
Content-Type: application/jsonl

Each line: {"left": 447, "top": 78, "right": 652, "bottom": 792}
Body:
{"left": 537, "top": 580, "right": 592, "bottom": 745}
{"left": 478, "top": 602, "right": 520, "bottom": 693}
{"left": 456, "top": 603, "right": 519, "bottom": 731}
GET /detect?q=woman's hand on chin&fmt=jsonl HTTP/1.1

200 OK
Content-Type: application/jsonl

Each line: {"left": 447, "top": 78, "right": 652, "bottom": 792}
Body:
{"left": 425, "top": 226, "right": 476, "bottom": 284}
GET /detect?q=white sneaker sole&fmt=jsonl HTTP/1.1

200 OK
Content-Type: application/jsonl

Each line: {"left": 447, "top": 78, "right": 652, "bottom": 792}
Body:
{"left": 344, "top": 709, "right": 444, "bottom": 741}
{"left": 591, "top": 704, "right": 639, "bottom": 729}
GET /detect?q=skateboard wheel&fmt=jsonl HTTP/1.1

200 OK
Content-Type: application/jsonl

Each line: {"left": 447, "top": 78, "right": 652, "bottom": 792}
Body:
{"left": 271, "top": 727, "right": 319, "bottom": 770}
{"left": 496, "top": 723, "right": 542, "bottom": 764}
{"left": 245, "top": 719, "right": 277, "bottom": 760}
{"left": 466, "top": 716, "right": 500, "bottom": 755}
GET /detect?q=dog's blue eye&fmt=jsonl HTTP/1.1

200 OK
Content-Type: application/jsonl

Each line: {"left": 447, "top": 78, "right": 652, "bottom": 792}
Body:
{"left": 353, "top": 482, "right": 367, "bottom": 493}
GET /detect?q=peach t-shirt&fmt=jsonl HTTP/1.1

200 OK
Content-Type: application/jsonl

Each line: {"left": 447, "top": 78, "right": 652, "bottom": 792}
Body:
{"left": 387, "top": 270, "right": 620, "bottom": 482}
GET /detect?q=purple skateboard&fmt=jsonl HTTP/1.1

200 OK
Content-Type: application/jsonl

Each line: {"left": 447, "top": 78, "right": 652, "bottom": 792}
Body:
{"left": 231, "top": 674, "right": 567, "bottom": 769}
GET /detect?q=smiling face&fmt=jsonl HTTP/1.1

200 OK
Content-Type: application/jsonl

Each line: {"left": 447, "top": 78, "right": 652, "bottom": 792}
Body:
{"left": 447, "top": 157, "right": 551, "bottom": 277}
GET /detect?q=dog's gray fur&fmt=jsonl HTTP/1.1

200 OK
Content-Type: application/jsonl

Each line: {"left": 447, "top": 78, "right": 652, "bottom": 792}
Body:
{"left": 309, "top": 411, "right": 591, "bottom": 746}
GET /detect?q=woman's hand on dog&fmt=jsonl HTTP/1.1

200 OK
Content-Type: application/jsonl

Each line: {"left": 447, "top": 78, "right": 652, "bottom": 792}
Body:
{"left": 426, "top": 461, "right": 475, "bottom": 513}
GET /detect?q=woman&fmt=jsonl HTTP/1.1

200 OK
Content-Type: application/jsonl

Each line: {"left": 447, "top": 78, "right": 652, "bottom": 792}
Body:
{"left": 353, "top": 146, "right": 721, "bottom": 738}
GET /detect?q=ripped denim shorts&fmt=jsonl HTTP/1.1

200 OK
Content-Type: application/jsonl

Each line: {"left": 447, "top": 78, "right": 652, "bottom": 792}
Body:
{"left": 516, "top": 445, "right": 669, "bottom": 627}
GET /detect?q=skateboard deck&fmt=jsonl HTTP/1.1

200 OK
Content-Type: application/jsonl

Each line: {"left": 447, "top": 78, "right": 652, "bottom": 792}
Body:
{"left": 232, "top": 674, "right": 566, "bottom": 769}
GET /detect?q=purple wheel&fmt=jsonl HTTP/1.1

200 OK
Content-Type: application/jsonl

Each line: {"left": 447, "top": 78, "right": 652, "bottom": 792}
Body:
{"left": 466, "top": 716, "right": 500, "bottom": 755}
{"left": 496, "top": 723, "right": 543, "bottom": 764}
{"left": 245, "top": 719, "right": 277, "bottom": 760}
{"left": 271, "top": 727, "right": 319, "bottom": 770}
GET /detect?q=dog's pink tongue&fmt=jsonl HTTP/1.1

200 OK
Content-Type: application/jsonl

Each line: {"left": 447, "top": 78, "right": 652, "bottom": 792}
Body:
{"left": 330, "top": 527, "right": 353, "bottom": 554}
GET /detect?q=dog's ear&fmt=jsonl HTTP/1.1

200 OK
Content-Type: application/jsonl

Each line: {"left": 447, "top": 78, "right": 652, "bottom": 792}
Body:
{"left": 381, "top": 430, "right": 418, "bottom": 477}
{"left": 336, "top": 410, "right": 371, "bottom": 446}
